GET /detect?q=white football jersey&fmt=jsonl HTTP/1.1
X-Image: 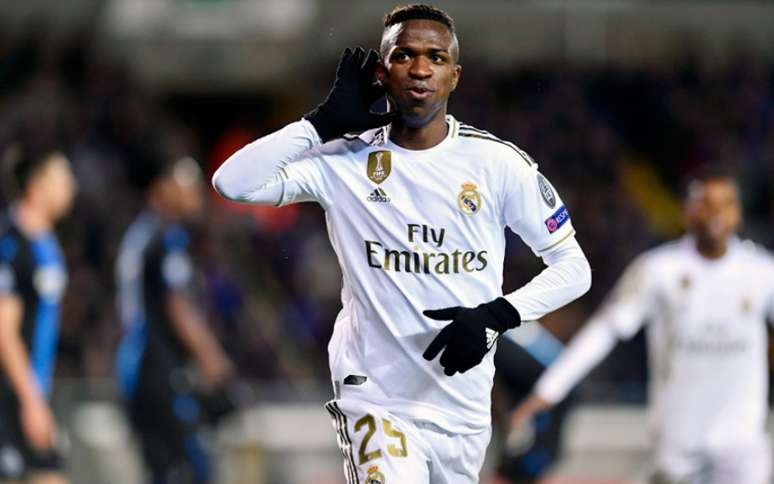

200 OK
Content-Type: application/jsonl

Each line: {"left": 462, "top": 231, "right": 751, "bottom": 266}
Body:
{"left": 538, "top": 236, "right": 774, "bottom": 449}
{"left": 275, "top": 116, "right": 578, "bottom": 433}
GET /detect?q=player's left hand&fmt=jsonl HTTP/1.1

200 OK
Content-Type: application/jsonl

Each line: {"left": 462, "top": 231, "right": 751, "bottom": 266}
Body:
{"left": 422, "top": 297, "right": 521, "bottom": 376}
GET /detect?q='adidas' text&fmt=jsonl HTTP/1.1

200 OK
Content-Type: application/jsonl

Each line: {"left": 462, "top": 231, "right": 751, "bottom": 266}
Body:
{"left": 367, "top": 187, "right": 391, "bottom": 203}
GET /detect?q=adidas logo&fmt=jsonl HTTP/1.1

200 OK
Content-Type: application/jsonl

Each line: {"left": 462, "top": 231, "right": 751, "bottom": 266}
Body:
{"left": 367, "top": 187, "right": 391, "bottom": 203}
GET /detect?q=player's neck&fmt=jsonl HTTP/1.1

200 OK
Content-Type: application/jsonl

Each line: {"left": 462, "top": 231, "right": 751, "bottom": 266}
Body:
{"left": 147, "top": 201, "right": 176, "bottom": 224}
{"left": 695, "top": 238, "right": 728, "bottom": 260}
{"left": 389, "top": 111, "right": 448, "bottom": 150}
{"left": 14, "top": 198, "right": 53, "bottom": 237}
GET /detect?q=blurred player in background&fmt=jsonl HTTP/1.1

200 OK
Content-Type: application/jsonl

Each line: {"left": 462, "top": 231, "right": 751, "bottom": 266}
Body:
{"left": 510, "top": 166, "right": 774, "bottom": 484}
{"left": 492, "top": 329, "right": 575, "bottom": 484}
{"left": 0, "top": 143, "right": 76, "bottom": 484}
{"left": 116, "top": 155, "right": 235, "bottom": 484}
{"left": 213, "top": 4, "right": 590, "bottom": 483}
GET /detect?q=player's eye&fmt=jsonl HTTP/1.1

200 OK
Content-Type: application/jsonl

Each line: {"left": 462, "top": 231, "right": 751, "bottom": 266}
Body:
{"left": 430, "top": 54, "right": 445, "bottom": 63}
{"left": 392, "top": 52, "right": 411, "bottom": 62}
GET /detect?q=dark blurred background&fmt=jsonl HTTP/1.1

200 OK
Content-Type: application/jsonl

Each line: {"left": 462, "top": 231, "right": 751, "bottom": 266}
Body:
{"left": 0, "top": 1, "right": 772, "bottom": 482}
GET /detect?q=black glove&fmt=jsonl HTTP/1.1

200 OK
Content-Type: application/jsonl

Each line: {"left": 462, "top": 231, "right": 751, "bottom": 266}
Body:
{"left": 304, "top": 47, "right": 396, "bottom": 142}
{"left": 422, "top": 297, "right": 521, "bottom": 376}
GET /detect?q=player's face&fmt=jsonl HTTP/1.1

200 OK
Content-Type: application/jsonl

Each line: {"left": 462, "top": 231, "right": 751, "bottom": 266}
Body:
{"left": 378, "top": 20, "right": 461, "bottom": 127}
{"left": 684, "top": 178, "right": 741, "bottom": 248}
{"left": 176, "top": 181, "right": 204, "bottom": 220}
{"left": 171, "top": 159, "right": 205, "bottom": 220}
{"left": 33, "top": 153, "right": 77, "bottom": 221}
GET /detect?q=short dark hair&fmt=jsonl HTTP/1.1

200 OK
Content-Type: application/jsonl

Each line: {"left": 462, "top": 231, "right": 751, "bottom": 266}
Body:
{"left": 2, "top": 140, "right": 62, "bottom": 199}
{"left": 682, "top": 163, "right": 739, "bottom": 199}
{"left": 384, "top": 4, "right": 455, "bottom": 34}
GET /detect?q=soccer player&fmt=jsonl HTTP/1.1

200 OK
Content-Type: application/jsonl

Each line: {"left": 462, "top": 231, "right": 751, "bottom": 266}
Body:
{"left": 212, "top": 5, "right": 591, "bottom": 483}
{"left": 509, "top": 167, "right": 774, "bottom": 484}
{"left": 116, "top": 156, "right": 234, "bottom": 484}
{"left": 493, "top": 330, "right": 575, "bottom": 483}
{"left": 0, "top": 143, "right": 76, "bottom": 484}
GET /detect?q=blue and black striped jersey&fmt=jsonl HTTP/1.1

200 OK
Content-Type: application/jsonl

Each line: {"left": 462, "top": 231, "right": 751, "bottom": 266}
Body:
{"left": 0, "top": 211, "right": 67, "bottom": 399}
{"left": 115, "top": 210, "right": 195, "bottom": 398}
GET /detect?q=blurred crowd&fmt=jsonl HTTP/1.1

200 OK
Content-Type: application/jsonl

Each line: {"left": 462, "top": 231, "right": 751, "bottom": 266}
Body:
{"left": 1, "top": 28, "right": 772, "bottom": 401}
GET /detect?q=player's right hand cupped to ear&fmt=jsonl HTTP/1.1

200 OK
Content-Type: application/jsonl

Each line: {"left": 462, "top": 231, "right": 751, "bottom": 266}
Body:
{"left": 304, "top": 47, "right": 397, "bottom": 142}
{"left": 423, "top": 297, "right": 522, "bottom": 376}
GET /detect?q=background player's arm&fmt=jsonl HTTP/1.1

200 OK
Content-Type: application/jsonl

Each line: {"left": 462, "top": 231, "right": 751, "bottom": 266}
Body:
{"left": 166, "top": 293, "right": 234, "bottom": 389}
{"left": 160, "top": 241, "right": 234, "bottom": 389}
{"left": 511, "top": 255, "right": 655, "bottom": 427}
{"left": 0, "top": 294, "right": 35, "bottom": 403}
{"left": 0, "top": 294, "right": 56, "bottom": 451}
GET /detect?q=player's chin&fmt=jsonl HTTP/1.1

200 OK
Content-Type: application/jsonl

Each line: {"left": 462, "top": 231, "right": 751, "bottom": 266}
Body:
{"left": 398, "top": 103, "right": 442, "bottom": 127}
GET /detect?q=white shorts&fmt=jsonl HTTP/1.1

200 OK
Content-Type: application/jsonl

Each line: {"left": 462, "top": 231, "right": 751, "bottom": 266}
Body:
{"left": 652, "top": 439, "right": 771, "bottom": 484}
{"left": 324, "top": 398, "right": 491, "bottom": 484}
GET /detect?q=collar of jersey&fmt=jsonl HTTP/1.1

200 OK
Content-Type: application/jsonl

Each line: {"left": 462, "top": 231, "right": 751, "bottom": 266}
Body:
{"left": 7, "top": 205, "right": 54, "bottom": 242}
{"left": 682, "top": 233, "right": 741, "bottom": 266}
{"left": 376, "top": 115, "right": 459, "bottom": 154}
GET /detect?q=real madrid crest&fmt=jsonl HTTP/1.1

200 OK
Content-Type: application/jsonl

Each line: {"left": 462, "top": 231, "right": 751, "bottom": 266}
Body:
{"left": 367, "top": 151, "right": 392, "bottom": 184}
{"left": 458, "top": 182, "right": 482, "bottom": 216}
{"left": 741, "top": 297, "right": 752, "bottom": 315}
{"left": 679, "top": 275, "right": 691, "bottom": 290}
{"left": 365, "top": 465, "right": 385, "bottom": 484}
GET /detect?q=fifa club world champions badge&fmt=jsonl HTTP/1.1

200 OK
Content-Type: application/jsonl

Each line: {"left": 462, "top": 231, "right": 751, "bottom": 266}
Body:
{"left": 458, "top": 182, "right": 482, "bottom": 215}
{"left": 367, "top": 151, "right": 392, "bottom": 184}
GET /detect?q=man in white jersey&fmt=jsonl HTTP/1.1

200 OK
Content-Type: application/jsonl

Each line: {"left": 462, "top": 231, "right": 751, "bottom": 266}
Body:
{"left": 212, "top": 5, "right": 591, "bottom": 483}
{"left": 509, "top": 167, "right": 774, "bottom": 484}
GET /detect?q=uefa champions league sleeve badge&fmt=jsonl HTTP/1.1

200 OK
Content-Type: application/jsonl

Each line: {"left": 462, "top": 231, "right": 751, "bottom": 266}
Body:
{"left": 457, "top": 182, "right": 482, "bottom": 215}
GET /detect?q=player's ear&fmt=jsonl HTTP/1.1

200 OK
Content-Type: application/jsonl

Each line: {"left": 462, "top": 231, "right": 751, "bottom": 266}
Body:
{"left": 682, "top": 199, "right": 698, "bottom": 232}
{"left": 450, "top": 64, "right": 462, "bottom": 92}
{"left": 729, "top": 194, "right": 742, "bottom": 234}
{"left": 375, "top": 61, "right": 386, "bottom": 85}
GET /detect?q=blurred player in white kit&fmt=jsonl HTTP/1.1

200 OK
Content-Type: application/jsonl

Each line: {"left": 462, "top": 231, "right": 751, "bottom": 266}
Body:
{"left": 510, "top": 165, "right": 774, "bottom": 484}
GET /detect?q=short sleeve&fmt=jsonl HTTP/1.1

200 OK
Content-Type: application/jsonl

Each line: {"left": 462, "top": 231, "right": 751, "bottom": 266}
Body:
{"left": 278, "top": 150, "right": 334, "bottom": 208}
{"left": 0, "top": 263, "right": 16, "bottom": 295}
{"left": 0, "top": 235, "right": 19, "bottom": 296}
{"left": 162, "top": 250, "right": 194, "bottom": 290}
{"left": 160, "top": 227, "right": 194, "bottom": 292}
{"left": 593, "top": 254, "right": 656, "bottom": 339}
{"left": 502, "top": 158, "right": 575, "bottom": 256}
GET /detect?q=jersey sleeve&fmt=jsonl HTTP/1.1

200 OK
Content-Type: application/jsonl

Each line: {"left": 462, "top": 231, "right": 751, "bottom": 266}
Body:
{"left": 593, "top": 252, "right": 656, "bottom": 339}
{"left": 0, "top": 235, "right": 19, "bottom": 296}
{"left": 533, "top": 252, "right": 656, "bottom": 404}
{"left": 534, "top": 317, "right": 619, "bottom": 404}
{"left": 212, "top": 119, "right": 333, "bottom": 207}
{"left": 160, "top": 227, "right": 195, "bottom": 293}
{"left": 276, "top": 150, "right": 335, "bottom": 208}
{"left": 501, "top": 156, "right": 575, "bottom": 256}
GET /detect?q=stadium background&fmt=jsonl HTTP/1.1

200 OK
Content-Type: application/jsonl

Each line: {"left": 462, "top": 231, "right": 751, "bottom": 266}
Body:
{"left": 0, "top": 0, "right": 773, "bottom": 482}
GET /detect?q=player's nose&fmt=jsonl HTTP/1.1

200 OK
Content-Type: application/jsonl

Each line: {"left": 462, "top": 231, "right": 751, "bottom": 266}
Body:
{"left": 408, "top": 56, "right": 433, "bottom": 79}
